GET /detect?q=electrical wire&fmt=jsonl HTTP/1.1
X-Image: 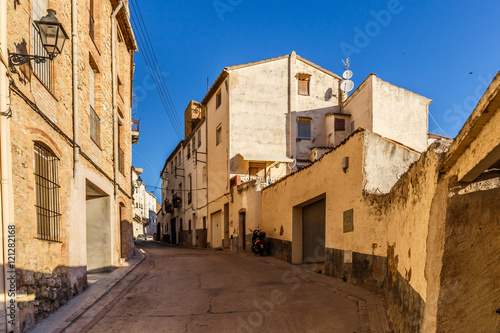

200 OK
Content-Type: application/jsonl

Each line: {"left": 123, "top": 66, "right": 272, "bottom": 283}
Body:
{"left": 130, "top": 0, "right": 183, "bottom": 133}
{"left": 129, "top": 0, "right": 183, "bottom": 139}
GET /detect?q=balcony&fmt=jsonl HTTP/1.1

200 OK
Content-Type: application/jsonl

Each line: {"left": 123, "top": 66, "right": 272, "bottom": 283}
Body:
{"left": 172, "top": 194, "right": 182, "bottom": 208}
{"left": 132, "top": 119, "right": 140, "bottom": 144}
{"left": 163, "top": 199, "right": 174, "bottom": 213}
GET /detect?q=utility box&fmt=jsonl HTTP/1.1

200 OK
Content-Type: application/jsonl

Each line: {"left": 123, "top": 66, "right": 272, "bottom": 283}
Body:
{"left": 343, "top": 209, "right": 354, "bottom": 233}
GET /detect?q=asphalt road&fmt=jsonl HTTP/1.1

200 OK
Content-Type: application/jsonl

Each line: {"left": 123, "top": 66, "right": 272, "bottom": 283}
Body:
{"left": 77, "top": 241, "right": 359, "bottom": 332}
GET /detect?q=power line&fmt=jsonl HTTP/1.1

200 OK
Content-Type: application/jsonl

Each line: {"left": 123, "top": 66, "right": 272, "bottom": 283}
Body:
{"left": 130, "top": 0, "right": 183, "bottom": 133}
{"left": 129, "top": 0, "right": 183, "bottom": 139}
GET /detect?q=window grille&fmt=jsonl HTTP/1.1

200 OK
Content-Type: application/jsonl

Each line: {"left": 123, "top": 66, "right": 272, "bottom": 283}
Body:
{"left": 34, "top": 143, "right": 61, "bottom": 242}
{"left": 32, "top": 23, "right": 54, "bottom": 92}
{"left": 335, "top": 118, "right": 346, "bottom": 131}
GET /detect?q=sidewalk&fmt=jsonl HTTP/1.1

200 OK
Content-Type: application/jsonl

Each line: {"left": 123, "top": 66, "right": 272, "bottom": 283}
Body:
{"left": 27, "top": 248, "right": 146, "bottom": 333}
{"left": 248, "top": 253, "right": 392, "bottom": 333}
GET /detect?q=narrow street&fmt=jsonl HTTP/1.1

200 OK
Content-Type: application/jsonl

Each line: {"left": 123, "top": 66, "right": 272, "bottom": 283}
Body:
{"left": 67, "top": 242, "right": 360, "bottom": 333}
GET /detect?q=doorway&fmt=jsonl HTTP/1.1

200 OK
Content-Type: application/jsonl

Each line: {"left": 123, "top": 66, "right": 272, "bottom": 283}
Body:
{"left": 239, "top": 211, "right": 246, "bottom": 251}
{"left": 170, "top": 218, "right": 177, "bottom": 244}
{"left": 302, "top": 199, "right": 326, "bottom": 263}
{"left": 86, "top": 180, "right": 112, "bottom": 273}
{"left": 223, "top": 203, "right": 229, "bottom": 249}
{"left": 211, "top": 211, "right": 222, "bottom": 248}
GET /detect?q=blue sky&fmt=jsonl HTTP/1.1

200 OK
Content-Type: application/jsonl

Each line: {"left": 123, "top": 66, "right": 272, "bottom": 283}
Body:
{"left": 130, "top": 0, "right": 500, "bottom": 199}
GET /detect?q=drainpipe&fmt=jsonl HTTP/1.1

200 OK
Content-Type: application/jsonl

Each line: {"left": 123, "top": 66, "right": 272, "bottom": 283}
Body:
{"left": 72, "top": 0, "right": 79, "bottom": 186}
{"left": 1, "top": 0, "right": 18, "bottom": 331}
{"left": 111, "top": 1, "right": 124, "bottom": 200}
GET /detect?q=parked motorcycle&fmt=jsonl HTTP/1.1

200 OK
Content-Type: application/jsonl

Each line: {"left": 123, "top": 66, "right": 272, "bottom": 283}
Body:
{"left": 251, "top": 229, "right": 266, "bottom": 256}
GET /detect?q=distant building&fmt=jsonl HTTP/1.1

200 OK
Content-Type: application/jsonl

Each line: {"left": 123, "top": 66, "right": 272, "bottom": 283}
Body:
{"left": 158, "top": 101, "right": 208, "bottom": 246}
{"left": 132, "top": 167, "right": 158, "bottom": 238}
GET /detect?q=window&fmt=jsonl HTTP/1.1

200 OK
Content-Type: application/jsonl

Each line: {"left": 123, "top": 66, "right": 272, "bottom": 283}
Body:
{"left": 297, "top": 119, "right": 311, "bottom": 139}
{"left": 34, "top": 143, "right": 61, "bottom": 242}
{"left": 216, "top": 125, "right": 222, "bottom": 146}
{"left": 33, "top": 0, "right": 54, "bottom": 92}
{"left": 216, "top": 90, "right": 222, "bottom": 109}
{"left": 187, "top": 142, "right": 191, "bottom": 159}
{"left": 203, "top": 216, "right": 207, "bottom": 230}
{"left": 297, "top": 74, "right": 311, "bottom": 96}
{"left": 188, "top": 174, "right": 192, "bottom": 204}
{"left": 350, "top": 120, "right": 355, "bottom": 133}
{"left": 188, "top": 220, "right": 191, "bottom": 233}
{"left": 118, "top": 116, "right": 125, "bottom": 174}
{"left": 197, "top": 131, "right": 201, "bottom": 148}
{"left": 90, "top": 108, "right": 101, "bottom": 146}
{"left": 335, "top": 118, "right": 346, "bottom": 131}
{"left": 89, "top": 68, "right": 101, "bottom": 146}
{"left": 249, "top": 162, "right": 266, "bottom": 178}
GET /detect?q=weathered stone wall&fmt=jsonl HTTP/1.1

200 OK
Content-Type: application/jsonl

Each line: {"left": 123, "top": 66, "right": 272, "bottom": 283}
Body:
{"left": 435, "top": 173, "right": 500, "bottom": 333}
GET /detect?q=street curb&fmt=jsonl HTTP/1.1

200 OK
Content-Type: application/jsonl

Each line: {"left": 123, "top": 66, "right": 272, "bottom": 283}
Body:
{"left": 28, "top": 245, "right": 147, "bottom": 333}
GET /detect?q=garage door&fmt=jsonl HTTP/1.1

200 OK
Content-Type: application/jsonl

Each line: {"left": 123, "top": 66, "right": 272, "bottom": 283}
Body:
{"left": 211, "top": 211, "right": 222, "bottom": 249}
{"left": 302, "top": 199, "right": 326, "bottom": 263}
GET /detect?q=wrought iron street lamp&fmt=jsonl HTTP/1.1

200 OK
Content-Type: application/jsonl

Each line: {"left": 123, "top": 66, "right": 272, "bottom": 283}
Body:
{"left": 9, "top": 9, "right": 69, "bottom": 66}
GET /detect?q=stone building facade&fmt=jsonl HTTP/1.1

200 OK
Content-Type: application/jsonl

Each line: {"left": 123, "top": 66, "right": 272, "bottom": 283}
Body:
{"left": 158, "top": 100, "right": 208, "bottom": 247}
{"left": 1, "top": 0, "right": 137, "bottom": 330}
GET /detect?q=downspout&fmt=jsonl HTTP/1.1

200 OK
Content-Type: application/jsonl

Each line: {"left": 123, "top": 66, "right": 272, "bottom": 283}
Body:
{"left": 111, "top": 1, "right": 124, "bottom": 200}
{"left": 287, "top": 52, "right": 294, "bottom": 169}
{"left": 72, "top": 0, "right": 79, "bottom": 186}
{"left": 1, "top": 0, "right": 18, "bottom": 330}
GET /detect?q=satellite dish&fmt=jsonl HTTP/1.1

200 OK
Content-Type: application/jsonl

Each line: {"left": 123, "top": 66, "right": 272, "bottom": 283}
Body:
{"left": 342, "top": 70, "right": 353, "bottom": 79}
{"left": 340, "top": 80, "right": 354, "bottom": 93}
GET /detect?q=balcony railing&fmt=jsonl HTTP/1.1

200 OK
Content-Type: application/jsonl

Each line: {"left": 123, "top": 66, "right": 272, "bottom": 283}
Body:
{"left": 238, "top": 175, "right": 283, "bottom": 188}
{"left": 172, "top": 194, "right": 182, "bottom": 207}
{"left": 118, "top": 147, "right": 125, "bottom": 175}
{"left": 132, "top": 119, "right": 140, "bottom": 144}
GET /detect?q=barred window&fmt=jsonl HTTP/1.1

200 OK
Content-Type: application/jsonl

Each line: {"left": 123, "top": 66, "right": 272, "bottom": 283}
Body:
{"left": 34, "top": 143, "right": 61, "bottom": 242}
{"left": 33, "top": 0, "right": 54, "bottom": 92}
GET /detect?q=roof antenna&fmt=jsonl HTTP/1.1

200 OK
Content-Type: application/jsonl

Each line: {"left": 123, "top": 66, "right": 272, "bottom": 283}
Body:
{"left": 340, "top": 58, "right": 354, "bottom": 94}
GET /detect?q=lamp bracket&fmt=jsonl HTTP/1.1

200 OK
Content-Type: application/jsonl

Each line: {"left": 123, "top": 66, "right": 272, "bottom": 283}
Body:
{"left": 9, "top": 53, "right": 52, "bottom": 66}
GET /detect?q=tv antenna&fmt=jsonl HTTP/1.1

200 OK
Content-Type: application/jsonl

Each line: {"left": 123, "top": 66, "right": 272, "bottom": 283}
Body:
{"left": 340, "top": 58, "right": 354, "bottom": 93}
